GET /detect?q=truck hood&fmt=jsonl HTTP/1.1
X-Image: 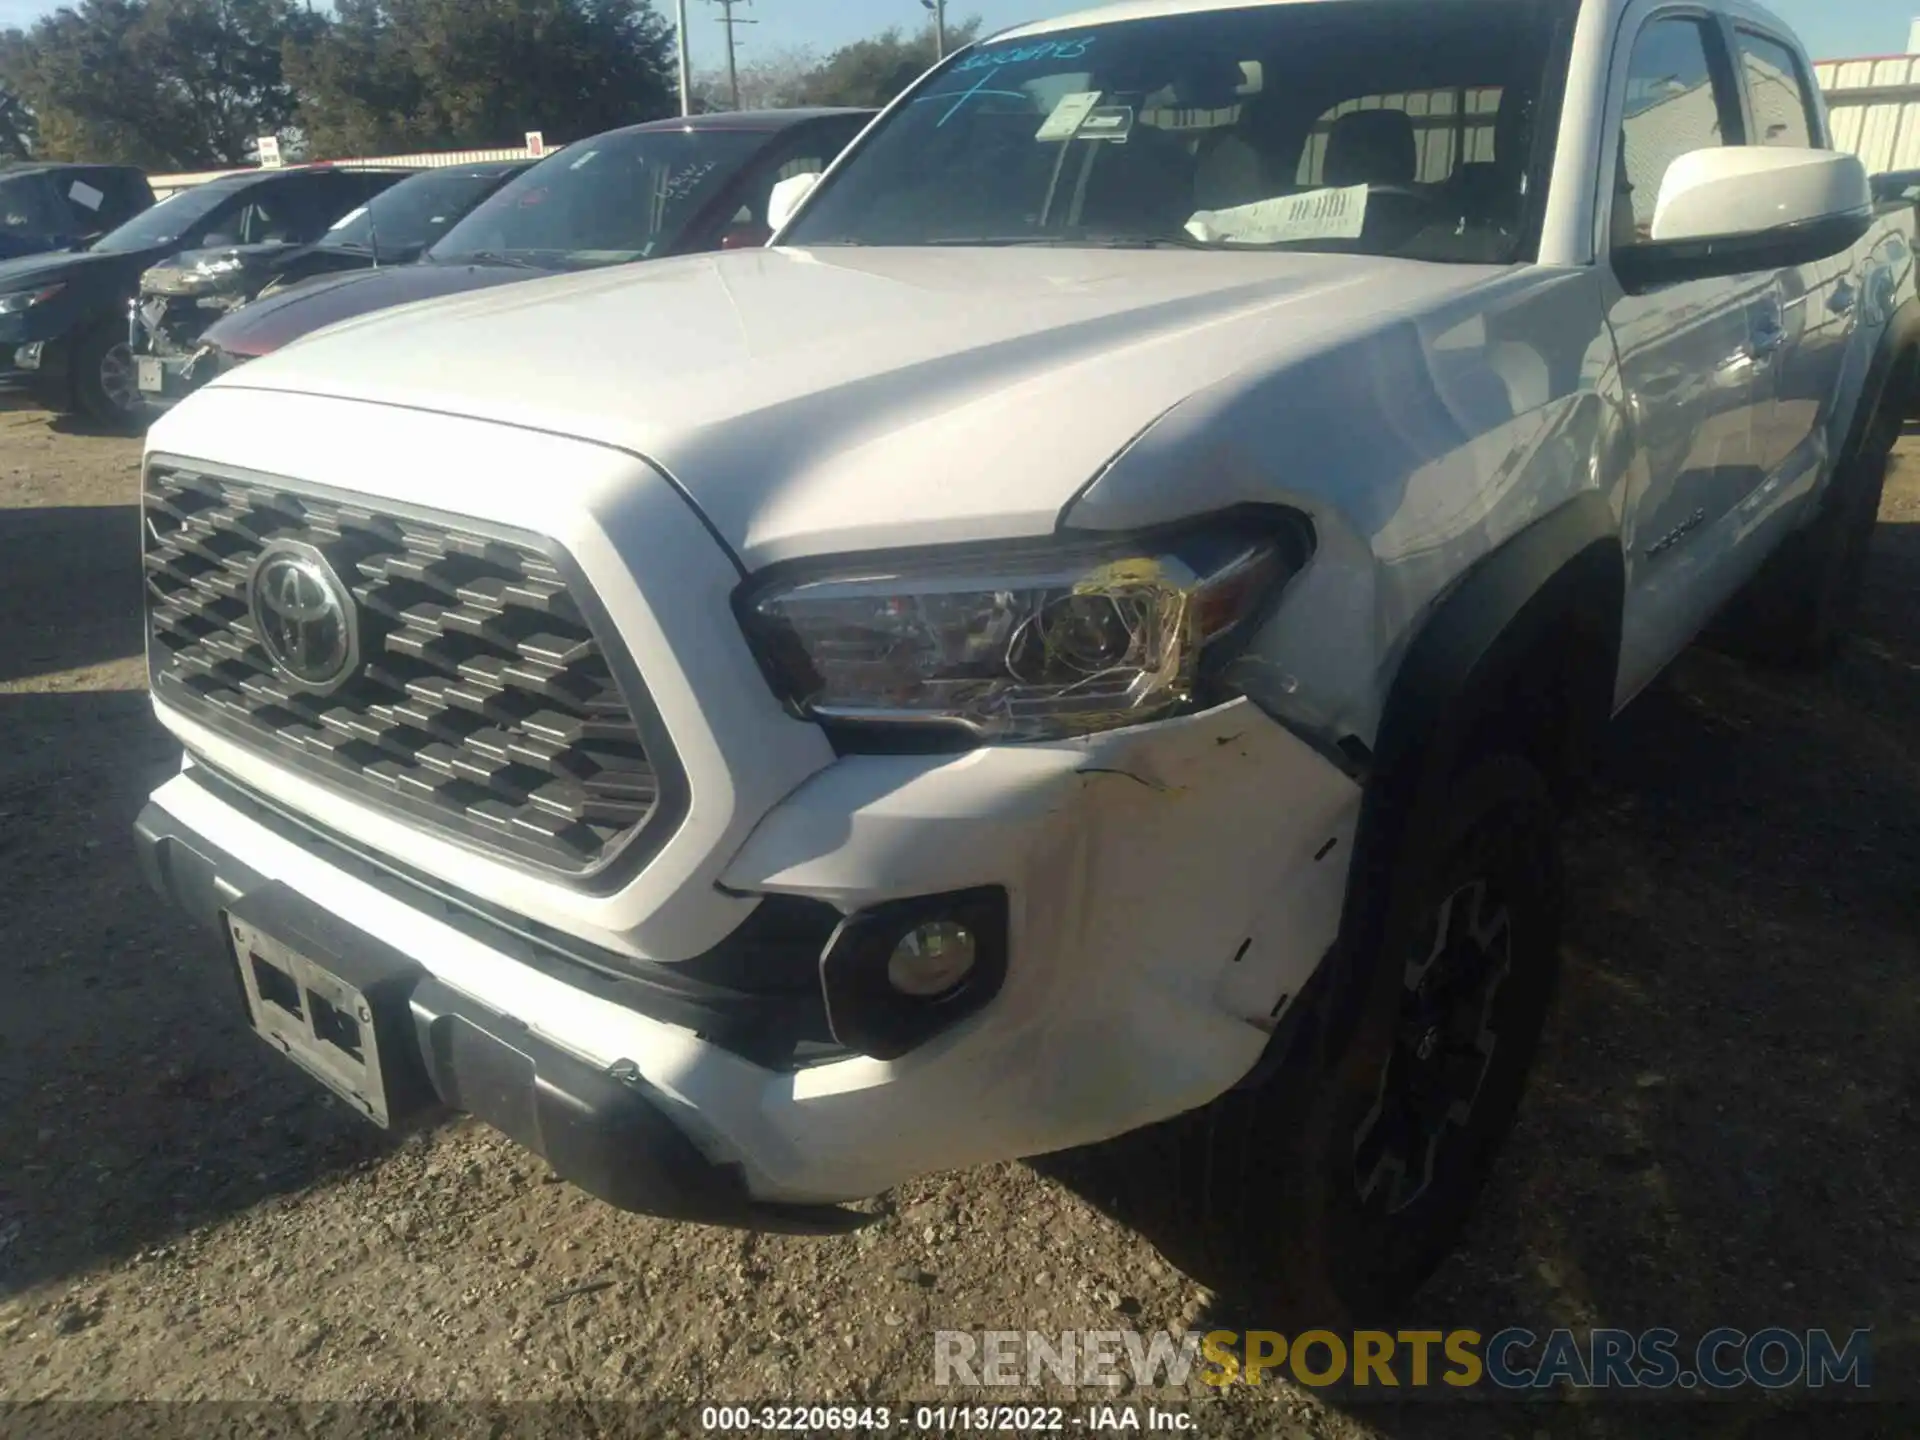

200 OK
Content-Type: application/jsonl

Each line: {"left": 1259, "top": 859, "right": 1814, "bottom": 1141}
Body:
{"left": 209, "top": 246, "right": 1502, "bottom": 565}
{"left": 202, "top": 260, "right": 536, "bottom": 358}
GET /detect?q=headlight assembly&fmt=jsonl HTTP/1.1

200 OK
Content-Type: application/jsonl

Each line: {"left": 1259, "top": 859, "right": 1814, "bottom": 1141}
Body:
{"left": 739, "top": 515, "right": 1312, "bottom": 743}
{"left": 189, "top": 256, "right": 246, "bottom": 282}
{"left": 148, "top": 256, "right": 248, "bottom": 295}
{"left": 0, "top": 283, "right": 65, "bottom": 315}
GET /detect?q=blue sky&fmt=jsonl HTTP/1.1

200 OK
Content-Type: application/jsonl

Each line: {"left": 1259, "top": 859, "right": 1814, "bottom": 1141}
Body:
{"left": 714, "top": 0, "right": 1917, "bottom": 63}
{"left": 0, "top": 0, "right": 1910, "bottom": 66}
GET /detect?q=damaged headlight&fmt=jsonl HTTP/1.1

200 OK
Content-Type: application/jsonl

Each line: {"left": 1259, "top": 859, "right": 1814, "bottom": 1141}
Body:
{"left": 740, "top": 516, "right": 1311, "bottom": 742}
{"left": 147, "top": 256, "right": 248, "bottom": 295}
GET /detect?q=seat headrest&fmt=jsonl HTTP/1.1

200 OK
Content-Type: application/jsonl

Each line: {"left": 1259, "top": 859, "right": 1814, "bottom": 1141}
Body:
{"left": 1324, "top": 109, "right": 1418, "bottom": 188}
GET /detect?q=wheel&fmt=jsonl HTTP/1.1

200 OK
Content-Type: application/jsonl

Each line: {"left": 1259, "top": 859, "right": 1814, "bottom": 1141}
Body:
{"left": 1180, "top": 754, "right": 1563, "bottom": 1325}
{"left": 1716, "top": 381, "right": 1904, "bottom": 668}
{"left": 70, "top": 320, "right": 147, "bottom": 432}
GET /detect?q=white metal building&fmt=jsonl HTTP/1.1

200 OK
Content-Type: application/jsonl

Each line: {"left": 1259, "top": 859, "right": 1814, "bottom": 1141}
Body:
{"left": 148, "top": 144, "right": 547, "bottom": 199}
{"left": 1820, "top": 35, "right": 1920, "bottom": 175}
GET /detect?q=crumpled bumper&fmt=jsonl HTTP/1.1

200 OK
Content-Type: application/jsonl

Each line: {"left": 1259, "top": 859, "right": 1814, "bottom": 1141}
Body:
{"left": 136, "top": 695, "right": 1360, "bottom": 1208}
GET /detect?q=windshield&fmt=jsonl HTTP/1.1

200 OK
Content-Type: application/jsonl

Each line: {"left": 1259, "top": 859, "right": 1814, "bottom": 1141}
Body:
{"left": 428, "top": 129, "right": 768, "bottom": 268}
{"left": 326, "top": 168, "right": 516, "bottom": 254}
{"left": 90, "top": 184, "right": 233, "bottom": 254}
{"left": 787, "top": 0, "right": 1572, "bottom": 263}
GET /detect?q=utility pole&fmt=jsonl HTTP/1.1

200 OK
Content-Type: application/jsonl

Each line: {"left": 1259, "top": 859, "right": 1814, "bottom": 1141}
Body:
{"left": 676, "top": 0, "right": 692, "bottom": 116}
{"left": 921, "top": 0, "right": 947, "bottom": 58}
{"left": 708, "top": 0, "right": 757, "bottom": 111}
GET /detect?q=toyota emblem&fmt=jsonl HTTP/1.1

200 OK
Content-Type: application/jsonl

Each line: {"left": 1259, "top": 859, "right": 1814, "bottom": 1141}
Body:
{"left": 247, "top": 541, "right": 360, "bottom": 694}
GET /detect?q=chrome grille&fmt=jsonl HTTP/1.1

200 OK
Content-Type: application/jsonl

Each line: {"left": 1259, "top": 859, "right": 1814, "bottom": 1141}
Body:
{"left": 143, "top": 464, "right": 666, "bottom": 877}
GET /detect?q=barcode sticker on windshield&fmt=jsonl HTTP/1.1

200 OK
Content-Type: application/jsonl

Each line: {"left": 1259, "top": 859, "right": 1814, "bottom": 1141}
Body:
{"left": 1036, "top": 91, "right": 1103, "bottom": 142}
{"left": 1078, "top": 105, "right": 1134, "bottom": 143}
{"left": 1185, "top": 185, "right": 1370, "bottom": 245}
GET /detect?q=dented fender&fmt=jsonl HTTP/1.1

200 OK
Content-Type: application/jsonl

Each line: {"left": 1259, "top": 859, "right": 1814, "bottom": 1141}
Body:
{"left": 720, "top": 700, "right": 1362, "bottom": 1116}
{"left": 1064, "top": 269, "right": 1629, "bottom": 757}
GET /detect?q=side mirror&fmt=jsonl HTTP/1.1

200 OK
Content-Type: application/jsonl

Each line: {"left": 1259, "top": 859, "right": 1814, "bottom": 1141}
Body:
{"left": 766, "top": 172, "right": 821, "bottom": 236}
{"left": 1616, "top": 147, "right": 1872, "bottom": 292}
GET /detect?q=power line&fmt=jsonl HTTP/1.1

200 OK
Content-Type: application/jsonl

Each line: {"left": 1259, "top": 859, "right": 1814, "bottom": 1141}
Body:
{"left": 707, "top": 0, "right": 759, "bottom": 112}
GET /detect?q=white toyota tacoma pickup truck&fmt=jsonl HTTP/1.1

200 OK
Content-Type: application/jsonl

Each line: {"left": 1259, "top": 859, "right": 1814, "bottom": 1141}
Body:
{"left": 136, "top": 0, "right": 1915, "bottom": 1319}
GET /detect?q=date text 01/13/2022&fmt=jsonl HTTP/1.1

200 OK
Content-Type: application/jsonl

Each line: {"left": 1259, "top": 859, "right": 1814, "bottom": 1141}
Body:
{"left": 697, "top": 1405, "right": 1198, "bottom": 1432}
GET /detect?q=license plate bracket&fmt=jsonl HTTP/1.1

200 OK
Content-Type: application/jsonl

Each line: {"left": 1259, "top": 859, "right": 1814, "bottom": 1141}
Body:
{"left": 224, "top": 883, "right": 437, "bottom": 1129}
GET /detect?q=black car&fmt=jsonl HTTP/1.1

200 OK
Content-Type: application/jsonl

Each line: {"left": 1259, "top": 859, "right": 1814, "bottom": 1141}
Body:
{"left": 131, "top": 160, "right": 531, "bottom": 403}
{"left": 0, "top": 164, "right": 154, "bottom": 261}
{"left": 173, "top": 109, "right": 876, "bottom": 407}
{"left": 0, "top": 164, "right": 412, "bottom": 428}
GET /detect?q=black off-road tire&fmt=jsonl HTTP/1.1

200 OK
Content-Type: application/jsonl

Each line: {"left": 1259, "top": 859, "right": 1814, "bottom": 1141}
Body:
{"left": 1176, "top": 754, "right": 1564, "bottom": 1327}
{"left": 1716, "top": 383, "right": 1905, "bottom": 669}
{"left": 70, "top": 319, "right": 147, "bottom": 433}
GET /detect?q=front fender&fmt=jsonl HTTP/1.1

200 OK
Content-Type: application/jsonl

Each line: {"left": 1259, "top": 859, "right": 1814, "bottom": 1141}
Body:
{"left": 1064, "top": 267, "right": 1627, "bottom": 756}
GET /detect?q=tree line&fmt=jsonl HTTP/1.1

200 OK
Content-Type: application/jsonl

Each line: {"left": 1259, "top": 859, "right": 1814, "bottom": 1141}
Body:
{"left": 0, "top": 0, "right": 974, "bottom": 170}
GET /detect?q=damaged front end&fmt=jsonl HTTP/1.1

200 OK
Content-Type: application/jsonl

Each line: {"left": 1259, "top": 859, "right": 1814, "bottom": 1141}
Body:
{"left": 129, "top": 252, "right": 269, "bottom": 406}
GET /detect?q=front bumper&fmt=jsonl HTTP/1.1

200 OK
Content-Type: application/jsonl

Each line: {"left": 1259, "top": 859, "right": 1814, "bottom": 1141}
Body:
{"left": 138, "top": 694, "right": 1360, "bottom": 1210}
{"left": 136, "top": 789, "right": 870, "bottom": 1234}
{"left": 132, "top": 292, "right": 242, "bottom": 408}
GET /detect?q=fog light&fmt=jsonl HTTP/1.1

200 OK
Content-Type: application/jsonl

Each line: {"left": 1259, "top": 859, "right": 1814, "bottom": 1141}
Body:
{"left": 819, "top": 888, "right": 1008, "bottom": 1060}
{"left": 886, "top": 921, "right": 977, "bottom": 998}
{"left": 15, "top": 341, "right": 44, "bottom": 370}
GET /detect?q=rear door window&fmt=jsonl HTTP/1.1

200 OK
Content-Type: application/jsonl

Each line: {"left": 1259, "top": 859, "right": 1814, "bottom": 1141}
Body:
{"left": 1736, "top": 29, "right": 1820, "bottom": 149}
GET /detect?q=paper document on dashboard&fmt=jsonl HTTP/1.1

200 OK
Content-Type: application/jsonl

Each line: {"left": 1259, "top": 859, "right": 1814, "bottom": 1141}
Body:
{"left": 1036, "top": 92, "right": 1103, "bottom": 141}
{"left": 1185, "top": 185, "right": 1370, "bottom": 245}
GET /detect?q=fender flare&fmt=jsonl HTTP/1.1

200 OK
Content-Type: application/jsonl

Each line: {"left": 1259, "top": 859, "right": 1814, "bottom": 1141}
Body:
{"left": 1293, "top": 491, "right": 1625, "bottom": 1070}
{"left": 1832, "top": 296, "right": 1920, "bottom": 473}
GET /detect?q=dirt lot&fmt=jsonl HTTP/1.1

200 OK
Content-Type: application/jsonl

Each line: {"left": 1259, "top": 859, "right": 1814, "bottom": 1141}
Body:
{"left": 1, "top": 394, "right": 1917, "bottom": 1438}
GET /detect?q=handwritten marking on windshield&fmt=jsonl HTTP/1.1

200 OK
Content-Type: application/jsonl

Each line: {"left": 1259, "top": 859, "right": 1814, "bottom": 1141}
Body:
{"left": 953, "top": 36, "right": 1095, "bottom": 72}
{"left": 938, "top": 65, "right": 1007, "bottom": 128}
{"left": 661, "top": 161, "right": 723, "bottom": 203}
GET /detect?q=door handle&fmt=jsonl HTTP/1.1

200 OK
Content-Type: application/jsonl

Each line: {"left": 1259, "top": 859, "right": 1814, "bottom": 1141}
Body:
{"left": 1830, "top": 280, "right": 1858, "bottom": 316}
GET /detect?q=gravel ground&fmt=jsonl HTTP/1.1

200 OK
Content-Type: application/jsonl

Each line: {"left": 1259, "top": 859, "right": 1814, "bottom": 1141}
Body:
{"left": 1, "top": 394, "right": 1917, "bottom": 1438}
